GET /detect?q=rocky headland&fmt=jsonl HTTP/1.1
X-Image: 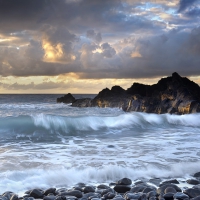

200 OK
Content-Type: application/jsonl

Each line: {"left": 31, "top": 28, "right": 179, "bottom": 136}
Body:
{"left": 57, "top": 72, "right": 200, "bottom": 115}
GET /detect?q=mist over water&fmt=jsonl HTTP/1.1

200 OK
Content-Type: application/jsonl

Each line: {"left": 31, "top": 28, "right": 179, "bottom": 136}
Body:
{"left": 0, "top": 94, "right": 200, "bottom": 194}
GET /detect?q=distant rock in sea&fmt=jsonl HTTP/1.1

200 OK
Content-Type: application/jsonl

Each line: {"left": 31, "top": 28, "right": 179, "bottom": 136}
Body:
{"left": 57, "top": 72, "right": 200, "bottom": 115}
{"left": 57, "top": 93, "right": 75, "bottom": 104}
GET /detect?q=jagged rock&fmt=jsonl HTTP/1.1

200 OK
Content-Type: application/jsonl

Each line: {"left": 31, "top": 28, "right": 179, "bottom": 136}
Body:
{"left": 57, "top": 93, "right": 75, "bottom": 104}
{"left": 57, "top": 73, "right": 200, "bottom": 115}
{"left": 91, "top": 86, "right": 129, "bottom": 108}
{"left": 71, "top": 98, "right": 92, "bottom": 107}
{"left": 124, "top": 72, "right": 200, "bottom": 114}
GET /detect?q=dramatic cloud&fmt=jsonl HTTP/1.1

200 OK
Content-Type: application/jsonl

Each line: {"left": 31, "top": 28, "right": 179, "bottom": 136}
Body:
{"left": 42, "top": 26, "right": 78, "bottom": 63}
{"left": 0, "top": 0, "right": 200, "bottom": 93}
{"left": 86, "top": 30, "right": 102, "bottom": 44}
{"left": 178, "top": 0, "right": 199, "bottom": 12}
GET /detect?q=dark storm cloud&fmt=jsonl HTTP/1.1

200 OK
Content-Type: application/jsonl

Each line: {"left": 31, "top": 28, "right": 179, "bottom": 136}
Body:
{"left": 86, "top": 30, "right": 102, "bottom": 44}
{"left": 185, "top": 7, "right": 200, "bottom": 17}
{"left": 78, "top": 27, "right": 200, "bottom": 79}
{"left": 0, "top": 0, "right": 121, "bottom": 33}
{"left": 178, "top": 0, "right": 199, "bottom": 12}
{"left": 0, "top": 0, "right": 162, "bottom": 36}
{"left": 101, "top": 43, "right": 116, "bottom": 58}
{"left": 0, "top": 0, "right": 200, "bottom": 81}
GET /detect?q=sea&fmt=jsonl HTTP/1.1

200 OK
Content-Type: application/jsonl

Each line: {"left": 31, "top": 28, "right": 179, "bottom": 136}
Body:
{"left": 0, "top": 94, "right": 200, "bottom": 195}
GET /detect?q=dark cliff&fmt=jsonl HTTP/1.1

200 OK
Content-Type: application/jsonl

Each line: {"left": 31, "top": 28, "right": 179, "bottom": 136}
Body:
{"left": 57, "top": 73, "right": 200, "bottom": 114}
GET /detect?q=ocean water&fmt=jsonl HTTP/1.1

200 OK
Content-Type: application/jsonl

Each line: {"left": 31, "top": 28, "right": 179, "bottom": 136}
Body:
{"left": 0, "top": 94, "right": 200, "bottom": 194}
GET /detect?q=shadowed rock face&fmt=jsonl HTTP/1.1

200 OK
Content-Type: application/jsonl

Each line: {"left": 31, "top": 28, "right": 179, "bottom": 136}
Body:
{"left": 90, "top": 86, "right": 129, "bottom": 108}
{"left": 124, "top": 72, "right": 200, "bottom": 114}
{"left": 57, "top": 73, "right": 200, "bottom": 114}
{"left": 57, "top": 93, "right": 75, "bottom": 104}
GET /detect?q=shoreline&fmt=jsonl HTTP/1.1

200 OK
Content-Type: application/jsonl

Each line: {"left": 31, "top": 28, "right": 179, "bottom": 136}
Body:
{"left": 3, "top": 176, "right": 200, "bottom": 199}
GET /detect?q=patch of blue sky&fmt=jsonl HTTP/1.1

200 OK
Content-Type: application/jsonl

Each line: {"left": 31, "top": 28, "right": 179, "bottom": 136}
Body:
{"left": 135, "top": 2, "right": 163, "bottom": 11}
{"left": 165, "top": 8, "right": 177, "bottom": 15}
{"left": 150, "top": 16, "right": 163, "bottom": 22}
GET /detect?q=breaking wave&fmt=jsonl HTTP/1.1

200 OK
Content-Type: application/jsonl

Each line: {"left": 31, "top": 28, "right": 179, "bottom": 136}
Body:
{"left": 0, "top": 112, "right": 200, "bottom": 142}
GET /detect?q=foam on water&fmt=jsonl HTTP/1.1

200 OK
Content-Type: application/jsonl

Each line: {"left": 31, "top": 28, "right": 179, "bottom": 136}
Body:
{"left": 1, "top": 112, "right": 200, "bottom": 140}
{"left": 0, "top": 94, "right": 200, "bottom": 195}
{"left": 1, "top": 162, "right": 200, "bottom": 195}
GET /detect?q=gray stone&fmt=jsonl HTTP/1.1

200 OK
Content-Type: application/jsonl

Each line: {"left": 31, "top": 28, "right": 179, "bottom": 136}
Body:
{"left": 186, "top": 179, "right": 200, "bottom": 185}
{"left": 183, "top": 188, "right": 200, "bottom": 198}
{"left": 114, "top": 185, "right": 131, "bottom": 193}
{"left": 173, "top": 192, "right": 189, "bottom": 200}
{"left": 116, "top": 178, "right": 132, "bottom": 186}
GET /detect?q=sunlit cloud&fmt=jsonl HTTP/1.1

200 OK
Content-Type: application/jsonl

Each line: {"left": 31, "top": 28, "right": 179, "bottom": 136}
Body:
{"left": 0, "top": 0, "right": 200, "bottom": 93}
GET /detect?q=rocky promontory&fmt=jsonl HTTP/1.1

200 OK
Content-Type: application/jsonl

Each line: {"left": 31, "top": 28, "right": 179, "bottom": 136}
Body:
{"left": 57, "top": 72, "right": 200, "bottom": 114}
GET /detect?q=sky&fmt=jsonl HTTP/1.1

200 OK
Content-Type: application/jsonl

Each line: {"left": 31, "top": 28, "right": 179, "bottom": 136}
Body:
{"left": 0, "top": 0, "right": 200, "bottom": 94}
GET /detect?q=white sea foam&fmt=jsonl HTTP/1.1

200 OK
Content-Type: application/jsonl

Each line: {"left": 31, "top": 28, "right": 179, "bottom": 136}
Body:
{"left": 31, "top": 112, "right": 200, "bottom": 133}
{"left": 1, "top": 162, "right": 200, "bottom": 195}
{"left": 1, "top": 95, "right": 200, "bottom": 195}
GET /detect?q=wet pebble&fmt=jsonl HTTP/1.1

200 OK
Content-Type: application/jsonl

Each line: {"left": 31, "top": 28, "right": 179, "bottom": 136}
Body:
{"left": 29, "top": 189, "right": 44, "bottom": 199}
{"left": 187, "top": 180, "right": 200, "bottom": 185}
{"left": 164, "top": 187, "right": 177, "bottom": 194}
{"left": 163, "top": 193, "right": 175, "bottom": 200}
{"left": 114, "top": 185, "right": 131, "bottom": 193}
{"left": 103, "top": 192, "right": 115, "bottom": 200}
{"left": 116, "top": 178, "right": 132, "bottom": 186}
{"left": 173, "top": 192, "right": 189, "bottom": 200}
{"left": 183, "top": 188, "right": 200, "bottom": 198}
{"left": 82, "top": 187, "right": 95, "bottom": 194}
{"left": 194, "top": 173, "right": 200, "bottom": 178}
{"left": 44, "top": 189, "right": 56, "bottom": 196}
{"left": 157, "top": 184, "right": 182, "bottom": 195}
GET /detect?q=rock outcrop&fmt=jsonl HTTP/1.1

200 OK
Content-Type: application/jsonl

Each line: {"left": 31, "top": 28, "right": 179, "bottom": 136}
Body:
{"left": 57, "top": 93, "right": 75, "bottom": 104}
{"left": 124, "top": 72, "right": 200, "bottom": 114}
{"left": 57, "top": 73, "right": 200, "bottom": 114}
{"left": 91, "top": 86, "right": 130, "bottom": 108}
{"left": 72, "top": 98, "right": 92, "bottom": 107}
